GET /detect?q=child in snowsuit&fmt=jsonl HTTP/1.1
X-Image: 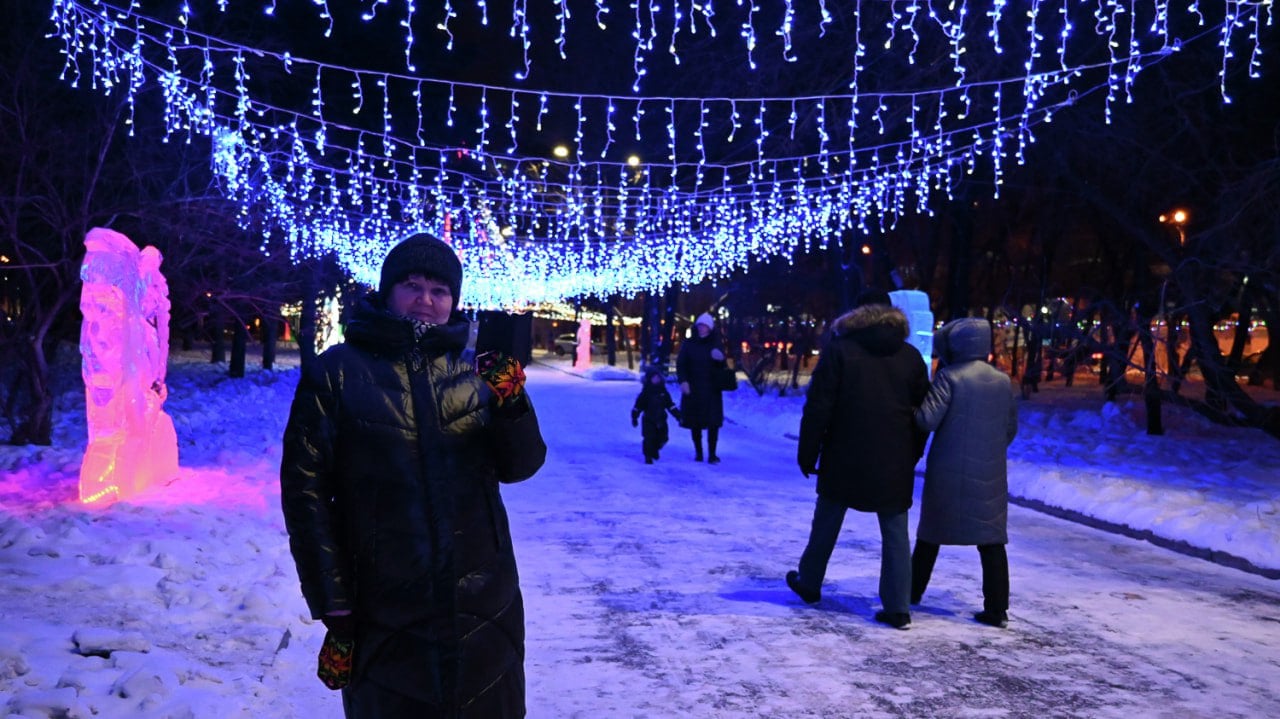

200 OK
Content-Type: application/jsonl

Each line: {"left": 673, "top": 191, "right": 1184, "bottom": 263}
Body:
{"left": 631, "top": 368, "right": 682, "bottom": 464}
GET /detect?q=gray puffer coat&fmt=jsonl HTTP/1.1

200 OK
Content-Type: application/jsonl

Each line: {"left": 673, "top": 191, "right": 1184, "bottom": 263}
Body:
{"left": 915, "top": 318, "right": 1018, "bottom": 545}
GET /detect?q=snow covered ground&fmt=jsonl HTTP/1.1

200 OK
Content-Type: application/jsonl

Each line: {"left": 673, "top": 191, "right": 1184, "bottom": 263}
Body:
{"left": 0, "top": 348, "right": 1277, "bottom": 718}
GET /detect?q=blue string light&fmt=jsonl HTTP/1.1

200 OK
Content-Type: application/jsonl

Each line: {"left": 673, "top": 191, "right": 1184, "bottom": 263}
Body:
{"left": 47, "top": 0, "right": 1274, "bottom": 309}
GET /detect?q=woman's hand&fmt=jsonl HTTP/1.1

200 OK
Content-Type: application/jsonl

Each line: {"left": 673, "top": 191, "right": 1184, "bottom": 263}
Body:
{"left": 476, "top": 351, "right": 526, "bottom": 407}
{"left": 680, "top": 381, "right": 691, "bottom": 395}
{"left": 710, "top": 348, "right": 725, "bottom": 361}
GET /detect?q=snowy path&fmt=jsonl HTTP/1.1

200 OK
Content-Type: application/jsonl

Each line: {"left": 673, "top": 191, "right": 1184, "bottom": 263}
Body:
{"left": 0, "top": 360, "right": 1276, "bottom": 718}
{"left": 516, "top": 369, "right": 1280, "bottom": 718}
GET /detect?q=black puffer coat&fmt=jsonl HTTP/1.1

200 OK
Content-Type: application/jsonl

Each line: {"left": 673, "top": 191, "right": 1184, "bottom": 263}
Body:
{"left": 676, "top": 332, "right": 727, "bottom": 429}
{"left": 280, "top": 300, "right": 546, "bottom": 717}
{"left": 915, "top": 318, "right": 1018, "bottom": 545}
{"left": 798, "top": 305, "right": 930, "bottom": 513}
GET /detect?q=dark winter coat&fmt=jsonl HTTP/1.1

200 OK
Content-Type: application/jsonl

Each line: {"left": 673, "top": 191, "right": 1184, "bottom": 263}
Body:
{"left": 797, "top": 304, "right": 930, "bottom": 513}
{"left": 915, "top": 318, "right": 1018, "bottom": 545}
{"left": 676, "top": 332, "right": 727, "bottom": 429}
{"left": 280, "top": 299, "right": 546, "bottom": 718}
{"left": 632, "top": 371, "right": 679, "bottom": 446}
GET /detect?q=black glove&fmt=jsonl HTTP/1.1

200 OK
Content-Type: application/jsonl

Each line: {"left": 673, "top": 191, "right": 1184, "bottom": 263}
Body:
{"left": 630, "top": 409, "right": 640, "bottom": 427}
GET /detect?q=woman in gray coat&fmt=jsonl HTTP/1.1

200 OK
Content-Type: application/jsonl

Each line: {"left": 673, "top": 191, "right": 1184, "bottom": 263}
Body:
{"left": 911, "top": 318, "right": 1018, "bottom": 627}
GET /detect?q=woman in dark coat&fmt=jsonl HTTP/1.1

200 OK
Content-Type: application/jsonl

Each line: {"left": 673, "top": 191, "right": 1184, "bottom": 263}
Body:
{"left": 675, "top": 312, "right": 730, "bottom": 463}
{"left": 912, "top": 317, "right": 1018, "bottom": 628}
{"left": 280, "top": 233, "right": 546, "bottom": 718}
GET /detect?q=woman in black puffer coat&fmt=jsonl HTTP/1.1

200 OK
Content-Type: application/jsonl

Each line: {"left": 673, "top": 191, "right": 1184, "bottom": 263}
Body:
{"left": 911, "top": 317, "right": 1018, "bottom": 628}
{"left": 281, "top": 233, "right": 546, "bottom": 718}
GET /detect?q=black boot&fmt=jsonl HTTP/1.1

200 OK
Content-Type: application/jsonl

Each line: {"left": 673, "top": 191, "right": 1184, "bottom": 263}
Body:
{"left": 974, "top": 610, "right": 1008, "bottom": 628}
{"left": 874, "top": 611, "right": 912, "bottom": 630}
{"left": 786, "top": 571, "right": 820, "bottom": 604}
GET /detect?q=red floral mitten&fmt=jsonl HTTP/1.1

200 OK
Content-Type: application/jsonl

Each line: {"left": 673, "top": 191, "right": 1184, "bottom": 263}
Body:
{"left": 317, "top": 631, "right": 354, "bottom": 690}
{"left": 476, "top": 351, "right": 526, "bottom": 407}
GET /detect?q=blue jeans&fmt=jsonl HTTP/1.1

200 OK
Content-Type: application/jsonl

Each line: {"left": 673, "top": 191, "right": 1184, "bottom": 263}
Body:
{"left": 797, "top": 495, "right": 911, "bottom": 614}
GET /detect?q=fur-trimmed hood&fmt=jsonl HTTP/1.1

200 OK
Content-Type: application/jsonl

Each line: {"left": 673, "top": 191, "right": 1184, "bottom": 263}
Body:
{"left": 831, "top": 304, "right": 910, "bottom": 356}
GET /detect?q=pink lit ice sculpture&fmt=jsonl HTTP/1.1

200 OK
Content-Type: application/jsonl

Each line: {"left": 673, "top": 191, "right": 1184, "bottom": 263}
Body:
{"left": 575, "top": 318, "right": 592, "bottom": 369}
{"left": 79, "top": 228, "right": 179, "bottom": 504}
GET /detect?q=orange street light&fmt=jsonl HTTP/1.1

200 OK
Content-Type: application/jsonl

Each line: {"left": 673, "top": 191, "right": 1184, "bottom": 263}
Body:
{"left": 1159, "top": 208, "right": 1189, "bottom": 245}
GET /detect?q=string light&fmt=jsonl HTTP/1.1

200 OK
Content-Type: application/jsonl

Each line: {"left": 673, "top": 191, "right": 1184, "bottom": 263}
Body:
{"left": 47, "top": 0, "right": 1274, "bottom": 309}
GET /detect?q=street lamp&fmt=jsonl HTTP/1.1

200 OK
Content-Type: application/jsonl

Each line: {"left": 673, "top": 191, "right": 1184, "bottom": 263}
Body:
{"left": 1158, "top": 208, "right": 1189, "bottom": 245}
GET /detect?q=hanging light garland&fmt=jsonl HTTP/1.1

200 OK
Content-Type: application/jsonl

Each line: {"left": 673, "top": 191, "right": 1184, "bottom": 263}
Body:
{"left": 48, "top": 0, "right": 1273, "bottom": 309}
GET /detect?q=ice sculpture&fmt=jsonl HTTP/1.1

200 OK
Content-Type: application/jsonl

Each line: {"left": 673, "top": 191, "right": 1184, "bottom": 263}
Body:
{"left": 890, "top": 290, "right": 935, "bottom": 378}
{"left": 79, "top": 228, "right": 179, "bottom": 504}
{"left": 575, "top": 318, "right": 592, "bottom": 368}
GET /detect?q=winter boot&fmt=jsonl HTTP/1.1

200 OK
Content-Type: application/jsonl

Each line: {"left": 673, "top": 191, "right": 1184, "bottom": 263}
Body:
{"left": 785, "top": 571, "right": 821, "bottom": 604}
{"left": 974, "top": 610, "right": 1008, "bottom": 628}
{"left": 874, "top": 611, "right": 912, "bottom": 630}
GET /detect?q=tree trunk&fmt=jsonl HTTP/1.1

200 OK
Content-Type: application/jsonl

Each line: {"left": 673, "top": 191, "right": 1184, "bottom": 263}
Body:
{"left": 298, "top": 274, "right": 318, "bottom": 372}
{"left": 1185, "top": 301, "right": 1252, "bottom": 416}
{"left": 660, "top": 282, "right": 680, "bottom": 369}
{"left": 833, "top": 227, "right": 865, "bottom": 313}
{"left": 1247, "top": 311, "right": 1278, "bottom": 389}
{"left": 605, "top": 301, "right": 617, "bottom": 366}
{"left": 1138, "top": 327, "right": 1164, "bottom": 436}
{"left": 641, "top": 292, "right": 659, "bottom": 366}
{"left": 210, "top": 309, "right": 226, "bottom": 364}
{"left": 262, "top": 317, "right": 277, "bottom": 370}
{"left": 1226, "top": 295, "right": 1252, "bottom": 370}
{"left": 230, "top": 320, "right": 248, "bottom": 378}
{"left": 945, "top": 198, "right": 975, "bottom": 321}
{"left": 1166, "top": 312, "right": 1184, "bottom": 395}
{"left": 8, "top": 340, "right": 54, "bottom": 446}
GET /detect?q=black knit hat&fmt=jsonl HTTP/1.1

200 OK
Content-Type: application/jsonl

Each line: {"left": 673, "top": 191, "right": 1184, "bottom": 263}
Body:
{"left": 379, "top": 232, "right": 463, "bottom": 303}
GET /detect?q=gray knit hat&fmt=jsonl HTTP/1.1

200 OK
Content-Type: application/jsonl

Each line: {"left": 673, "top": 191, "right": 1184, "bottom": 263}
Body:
{"left": 379, "top": 232, "right": 462, "bottom": 303}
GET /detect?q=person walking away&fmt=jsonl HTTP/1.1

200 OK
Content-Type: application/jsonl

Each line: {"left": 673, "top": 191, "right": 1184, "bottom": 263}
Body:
{"left": 676, "top": 312, "right": 729, "bottom": 464}
{"left": 911, "top": 318, "right": 1019, "bottom": 628}
{"left": 787, "top": 290, "right": 929, "bottom": 630}
{"left": 280, "top": 232, "right": 547, "bottom": 718}
{"left": 631, "top": 368, "right": 682, "bottom": 464}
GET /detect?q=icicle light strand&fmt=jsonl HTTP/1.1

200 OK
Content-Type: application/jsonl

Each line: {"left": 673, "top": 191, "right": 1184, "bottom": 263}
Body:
{"left": 47, "top": 0, "right": 1275, "bottom": 309}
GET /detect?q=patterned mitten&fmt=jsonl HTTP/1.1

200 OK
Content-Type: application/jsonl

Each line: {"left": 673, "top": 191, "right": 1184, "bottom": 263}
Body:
{"left": 317, "top": 631, "right": 354, "bottom": 690}
{"left": 476, "top": 351, "right": 526, "bottom": 407}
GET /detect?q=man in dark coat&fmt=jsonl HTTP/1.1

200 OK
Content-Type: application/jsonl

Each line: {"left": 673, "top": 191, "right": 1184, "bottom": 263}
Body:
{"left": 912, "top": 318, "right": 1018, "bottom": 628}
{"left": 787, "top": 290, "right": 929, "bottom": 630}
{"left": 280, "top": 232, "right": 547, "bottom": 718}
